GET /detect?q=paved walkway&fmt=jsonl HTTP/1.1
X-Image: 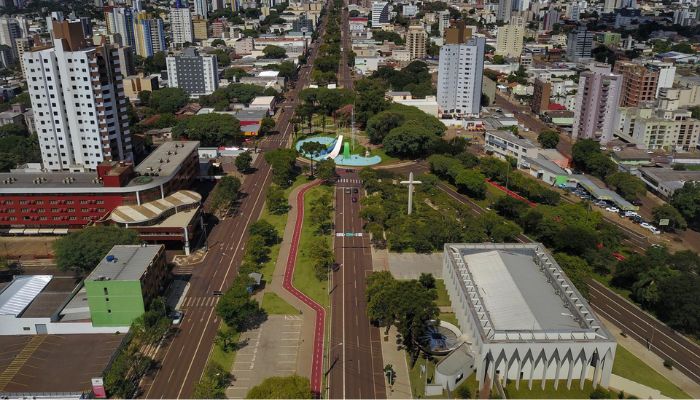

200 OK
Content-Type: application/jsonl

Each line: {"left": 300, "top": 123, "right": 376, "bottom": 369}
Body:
{"left": 379, "top": 325, "right": 413, "bottom": 399}
{"left": 599, "top": 316, "right": 700, "bottom": 398}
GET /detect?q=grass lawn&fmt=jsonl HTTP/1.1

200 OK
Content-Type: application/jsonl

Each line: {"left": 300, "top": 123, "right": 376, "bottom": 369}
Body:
{"left": 434, "top": 279, "right": 450, "bottom": 307}
{"left": 209, "top": 321, "right": 240, "bottom": 370}
{"left": 261, "top": 292, "right": 300, "bottom": 315}
{"left": 406, "top": 353, "right": 437, "bottom": 398}
{"left": 612, "top": 345, "right": 689, "bottom": 399}
{"left": 504, "top": 379, "right": 606, "bottom": 399}
{"left": 438, "top": 312, "right": 458, "bottom": 327}
{"left": 258, "top": 175, "right": 310, "bottom": 284}
{"left": 292, "top": 183, "right": 333, "bottom": 308}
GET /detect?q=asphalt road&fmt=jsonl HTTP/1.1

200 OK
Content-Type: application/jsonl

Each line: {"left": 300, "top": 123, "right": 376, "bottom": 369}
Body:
{"left": 390, "top": 162, "right": 700, "bottom": 386}
{"left": 328, "top": 170, "right": 385, "bottom": 399}
{"left": 141, "top": 12, "right": 329, "bottom": 398}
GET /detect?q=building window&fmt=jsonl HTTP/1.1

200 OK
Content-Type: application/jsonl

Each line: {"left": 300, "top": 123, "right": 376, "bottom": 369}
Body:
{"left": 104, "top": 287, "right": 108, "bottom": 295}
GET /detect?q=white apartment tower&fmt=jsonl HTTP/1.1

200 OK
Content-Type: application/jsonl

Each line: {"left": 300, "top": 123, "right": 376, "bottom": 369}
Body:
{"left": 22, "top": 20, "right": 133, "bottom": 171}
{"left": 497, "top": 0, "right": 512, "bottom": 22}
{"left": 194, "top": 0, "right": 208, "bottom": 19}
{"left": 0, "top": 16, "right": 22, "bottom": 61}
{"left": 371, "top": 1, "right": 390, "bottom": 27}
{"left": 495, "top": 16, "right": 525, "bottom": 58}
{"left": 170, "top": 1, "right": 194, "bottom": 46}
{"left": 572, "top": 63, "right": 623, "bottom": 144}
{"left": 437, "top": 10, "right": 451, "bottom": 36}
{"left": 437, "top": 22, "right": 485, "bottom": 117}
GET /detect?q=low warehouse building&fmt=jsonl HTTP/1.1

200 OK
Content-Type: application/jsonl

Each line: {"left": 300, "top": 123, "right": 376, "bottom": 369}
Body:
{"left": 441, "top": 243, "right": 616, "bottom": 392}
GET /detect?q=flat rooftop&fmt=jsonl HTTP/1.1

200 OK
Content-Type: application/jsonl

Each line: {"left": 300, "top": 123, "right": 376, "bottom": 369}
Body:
{"left": 86, "top": 245, "right": 163, "bottom": 282}
{"left": 134, "top": 141, "right": 199, "bottom": 177}
{"left": 446, "top": 243, "right": 608, "bottom": 342}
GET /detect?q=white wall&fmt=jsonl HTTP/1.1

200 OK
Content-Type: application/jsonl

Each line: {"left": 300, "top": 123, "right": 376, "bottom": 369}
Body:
{"left": 0, "top": 315, "right": 129, "bottom": 335}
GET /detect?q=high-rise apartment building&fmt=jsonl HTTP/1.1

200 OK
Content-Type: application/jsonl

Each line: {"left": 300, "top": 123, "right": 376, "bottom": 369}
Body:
{"left": 170, "top": 0, "right": 194, "bottom": 46}
{"left": 566, "top": 26, "right": 593, "bottom": 62}
{"left": 495, "top": 15, "right": 524, "bottom": 58}
{"left": 15, "top": 37, "right": 31, "bottom": 77}
{"left": 542, "top": 9, "right": 560, "bottom": 31}
{"left": 194, "top": 0, "right": 208, "bottom": 18}
{"left": 616, "top": 107, "right": 700, "bottom": 151}
{"left": 437, "top": 10, "right": 450, "bottom": 36}
{"left": 166, "top": 48, "right": 219, "bottom": 97}
{"left": 437, "top": 22, "right": 485, "bottom": 117}
{"left": 406, "top": 24, "right": 427, "bottom": 60}
{"left": 572, "top": 64, "right": 623, "bottom": 143}
{"left": 497, "top": 0, "right": 512, "bottom": 22}
{"left": 530, "top": 78, "right": 551, "bottom": 114}
{"left": 134, "top": 12, "right": 166, "bottom": 57}
{"left": 0, "top": 16, "right": 22, "bottom": 61}
{"left": 192, "top": 16, "right": 209, "bottom": 41}
{"left": 613, "top": 61, "right": 659, "bottom": 107}
{"left": 105, "top": 6, "right": 136, "bottom": 49}
{"left": 22, "top": 20, "right": 133, "bottom": 171}
{"left": 371, "top": 1, "right": 390, "bottom": 27}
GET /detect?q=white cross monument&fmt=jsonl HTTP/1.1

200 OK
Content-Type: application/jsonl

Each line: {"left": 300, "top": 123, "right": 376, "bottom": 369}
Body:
{"left": 400, "top": 172, "right": 422, "bottom": 215}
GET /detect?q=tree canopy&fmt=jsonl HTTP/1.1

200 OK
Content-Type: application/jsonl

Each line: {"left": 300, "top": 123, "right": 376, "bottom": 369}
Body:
{"left": 264, "top": 148, "right": 299, "bottom": 187}
{"left": 262, "top": 45, "right": 287, "bottom": 59}
{"left": 172, "top": 113, "right": 242, "bottom": 146}
{"left": 53, "top": 226, "right": 141, "bottom": 275}
{"left": 537, "top": 130, "right": 560, "bottom": 149}
{"left": 604, "top": 172, "right": 646, "bottom": 202}
{"left": 209, "top": 175, "right": 242, "bottom": 213}
{"left": 235, "top": 151, "right": 253, "bottom": 173}
{"left": 670, "top": 182, "right": 700, "bottom": 230}
{"left": 148, "top": 87, "right": 189, "bottom": 114}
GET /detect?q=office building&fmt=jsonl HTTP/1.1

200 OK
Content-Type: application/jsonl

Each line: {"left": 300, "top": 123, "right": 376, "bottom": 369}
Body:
{"left": 406, "top": 24, "right": 427, "bottom": 60}
{"left": 194, "top": 0, "right": 208, "bottom": 18}
{"left": 497, "top": 0, "right": 512, "bottom": 22}
{"left": 371, "top": 1, "right": 390, "bottom": 27}
{"left": 613, "top": 61, "right": 659, "bottom": 107}
{"left": 166, "top": 48, "right": 219, "bottom": 97}
{"left": 437, "top": 22, "right": 485, "bottom": 117}
{"left": 134, "top": 12, "right": 166, "bottom": 58}
{"left": 572, "top": 64, "right": 623, "bottom": 143}
{"left": 566, "top": 26, "right": 593, "bottom": 62}
{"left": 105, "top": 6, "right": 136, "bottom": 49}
{"left": 170, "top": 0, "right": 194, "bottom": 46}
{"left": 440, "top": 243, "right": 616, "bottom": 392}
{"left": 22, "top": 20, "right": 133, "bottom": 171}
{"left": 85, "top": 245, "right": 168, "bottom": 327}
{"left": 530, "top": 78, "right": 551, "bottom": 114}
{"left": 495, "top": 15, "right": 525, "bottom": 58}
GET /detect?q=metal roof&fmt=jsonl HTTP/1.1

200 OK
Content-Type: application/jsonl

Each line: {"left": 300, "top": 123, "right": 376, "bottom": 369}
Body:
{"left": 86, "top": 245, "right": 163, "bottom": 282}
{"left": 0, "top": 275, "right": 52, "bottom": 316}
{"left": 570, "top": 174, "right": 638, "bottom": 211}
{"left": 110, "top": 190, "right": 201, "bottom": 225}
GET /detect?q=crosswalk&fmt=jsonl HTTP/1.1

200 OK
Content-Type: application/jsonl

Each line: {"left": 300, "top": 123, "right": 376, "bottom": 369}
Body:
{"left": 338, "top": 178, "right": 362, "bottom": 184}
{"left": 181, "top": 296, "right": 220, "bottom": 308}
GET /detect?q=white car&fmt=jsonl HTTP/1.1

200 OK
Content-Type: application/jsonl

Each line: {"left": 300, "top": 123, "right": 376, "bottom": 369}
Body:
{"left": 612, "top": 146, "right": 622, "bottom": 152}
{"left": 648, "top": 226, "right": 661, "bottom": 235}
{"left": 624, "top": 211, "right": 639, "bottom": 218}
{"left": 605, "top": 207, "right": 620, "bottom": 213}
{"left": 640, "top": 222, "right": 653, "bottom": 229}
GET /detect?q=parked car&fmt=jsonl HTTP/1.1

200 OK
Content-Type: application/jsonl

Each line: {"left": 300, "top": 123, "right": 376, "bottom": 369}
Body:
{"left": 605, "top": 207, "right": 620, "bottom": 213}
{"left": 640, "top": 222, "right": 653, "bottom": 229}
{"left": 631, "top": 216, "right": 644, "bottom": 223}
{"left": 623, "top": 211, "right": 639, "bottom": 218}
{"left": 170, "top": 310, "right": 183, "bottom": 325}
{"left": 649, "top": 226, "right": 661, "bottom": 235}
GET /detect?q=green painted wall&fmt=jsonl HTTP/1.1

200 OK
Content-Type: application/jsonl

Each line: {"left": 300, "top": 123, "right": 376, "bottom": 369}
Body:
{"left": 85, "top": 280, "right": 145, "bottom": 327}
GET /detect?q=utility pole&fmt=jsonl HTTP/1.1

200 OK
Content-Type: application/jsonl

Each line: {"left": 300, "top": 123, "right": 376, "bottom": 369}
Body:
{"left": 400, "top": 172, "right": 422, "bottom": 215}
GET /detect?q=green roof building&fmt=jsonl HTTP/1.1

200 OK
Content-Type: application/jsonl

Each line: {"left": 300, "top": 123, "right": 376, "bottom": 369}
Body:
{"left": 85, "top": 245, "right": 167, "bottom": 327}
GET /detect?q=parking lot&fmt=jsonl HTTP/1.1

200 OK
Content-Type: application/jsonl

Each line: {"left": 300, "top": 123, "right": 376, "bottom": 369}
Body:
{"left": 0, "top": 333, "right": 124, "bottom": 393}
{"left": 226, "top": 315, "right": 303, "bottom": 399}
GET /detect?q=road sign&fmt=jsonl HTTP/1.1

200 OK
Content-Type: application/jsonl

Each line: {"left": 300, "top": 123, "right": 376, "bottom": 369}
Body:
{"left": 335, "top": 233, "right": 344, "bottom": 237}
{"left": 345, "top": 233, "right": 354, "bottom": 237}
{"left": 659, "top": 219, "right": 670, "bottom": 226}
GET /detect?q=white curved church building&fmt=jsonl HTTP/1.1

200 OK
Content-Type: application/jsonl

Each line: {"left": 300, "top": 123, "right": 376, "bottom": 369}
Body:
{"left": 441, "top": 243, "right": 616, "bottom": 392}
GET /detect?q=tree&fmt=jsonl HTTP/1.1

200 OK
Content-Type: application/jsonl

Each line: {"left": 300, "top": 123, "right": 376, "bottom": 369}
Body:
{"left": 172, "top": 113, "right": 242, "bottom": 146}
{"left": 454, "top": 169, "right": 486, "bottom": 199}
{"left": 142, "top": 51, "right": 167, "bottom": 74}
{"left": 418, "top": 273, "right": 436, "bottom": 289}
{"left": 366, "top": 111, "right": 404, "bottom": 144}
{"left": 223, "top": 67, "right": 251, "bottom": 81}
{"left": 193, "top": 363, "right": 231, "bottom": 399}
{"left": 383, "top": 125, "right": 437, "bottom": 158}
{"left": 53, "top": 226, "right": 141, "bottom": 275}
{"left": 316, "top": 158, "right": 337, "bottom": 181}
{"left": 670, "top": 182, "right": 700, "bottom": 230}
{"left": 267, "top": 185, "right": 290, "bottom": 214}
{"left": 653, "top": 204, "right": 687, "bottom": 232}
{"left": 245, "top": 235, "right": 271, "bottom": 264}
{"left": 249, "top": 219, "right": 279, "bottom": 245}
{"left": 0, "top": 123, "right": 28, "bottom": 137}
{"left": 216, "top": 275, "right": 265, "bottom": 331}
{"left": 605, "top": 172, "right": 646, "bottom": 202}
{"left": 259, "top": 116, "right": 276, "bottom": 136}
{"left": 354, "top": 78, "right": 389, "bottom": 126}
{"left": 265, "top": 148, "right": 298, "bottom": 187}
{"left": 211, "top": 38, "right": 226, "bottom": 47}
{"left": 537, "top": 130, "right": 560, "bottom": 149}
{"left": 300, "top": 141, "right": 326, "bottom": 176}
{"left": 148, "top": 87, "right": 188, "bottom": 114}
{"left": 309, "top": 239, "right": 334, "bottom": 280}
{"left": 491, "top": 54, "right": 506, "bottom": 64}
{"left": 235, "top": 151, "right": 253, "bottom": 173}
{"left": 246, "top": 375, "right": 311, "bottom": 399}
{"left": 262, "top": 45, "right": 287, "bottom": 59}
{"left": 0, "top": 134, "right": 41, "bottom": 172}
{"left": 209, "top": 175, "right": 242, "bottom": 213}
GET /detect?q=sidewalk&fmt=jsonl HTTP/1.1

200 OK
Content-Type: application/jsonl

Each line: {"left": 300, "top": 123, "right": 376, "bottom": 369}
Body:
{"left": 379, "top": 325, "right": 413, "bottom": 399}
{"left": 262, "top": 182, "right": 319, "bottom": 380}
{"left": 599, "top": 315, "right": 700, "bottom": 398}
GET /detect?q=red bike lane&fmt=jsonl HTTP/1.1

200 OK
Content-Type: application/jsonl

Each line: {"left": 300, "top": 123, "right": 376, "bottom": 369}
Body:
{"left": 282, "top": 180, "right": 325, "bottom": 397}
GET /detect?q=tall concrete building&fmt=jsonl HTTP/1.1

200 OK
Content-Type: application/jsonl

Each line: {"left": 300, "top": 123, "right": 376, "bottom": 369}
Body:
{"left": 0, "top": 16, "right": 22, "bottom": 62}
{"left": 22, "top": 20, "right": 133, "bottom": 171}
{"left": 170, "top": 0, "right": 194, "bottom": 46}
{"left": 105, "top": 6, "right": 136, "bottom": 49}
{"left": 134, "top": 12, "right": 166, "bottom": 57}
{"left": 194, "top": 0, "right": 208, "bottom": 18}
{"left": 192, "top": 16, "right": 209, "bottom": 41}
{"left": 371, "top": 1, "right": 390, "bottom": 27}
{"left": 495, "top": 16, "right": 525, "bottom": 58}
{"left": 530, "top": 78, "right": 551, "bottom": 114}
{"left": 566, "top": 26, "right": 593, "bottom": 62}
{"left": 406, "top": 24, "right": 427, "bottom": 60}
{"left": 497, "top": 0, "right": 512, "bottom": 22}
{"left": 166, "top": 48, "right": 219, "bottom": 97}
{"left": 572, "top": 64, "right": 623, "bottom": 143}
{"left": 613, "top": 61, "right": 659, "bottom": 107}
{"left": 542, "top": 9, "right": 560, "bottom": 31}
{"left": 437, "top": 22, "right": 485, "bottom": 117}
{"left": 15, "top": 36, "right": 31, "bottom": 77}
{"left": 437, "top": 10, "right": 451, "bottom": 36}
